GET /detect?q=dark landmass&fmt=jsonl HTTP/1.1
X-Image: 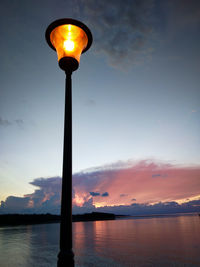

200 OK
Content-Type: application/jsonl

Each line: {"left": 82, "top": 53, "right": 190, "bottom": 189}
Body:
{"left": 1, "top": 212, "right": 197, "bottom": 227}
{"left": 0, "top": 214, "right": 60, "bottom": 226}
{"left": 73, "top": 212, "right": 115, "bottom": 222}
{"left": 0, "top": 212, "right": 116, "bottom": 226}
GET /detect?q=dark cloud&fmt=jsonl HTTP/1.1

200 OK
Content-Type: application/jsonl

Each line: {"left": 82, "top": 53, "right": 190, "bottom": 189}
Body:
{"left": 152, "top": 173, "right": 168, "bottom": 178}
{"left": 0, "top": 196, "right": 30, "bottom": 213}
{"left": 102, "top": 192, "right": 109, "bottom": 197}
{"left": 24, "top": 177, "right": 62, "bottom": 213}
{"left": 89, "top": 192, "right": 100, "bottom": 197}
{"left": 0, "top": 117, "right": 24, "bottom": 128}
{"left": 15, "top": 119, "right": 24, "bottom": 128}
{"left": 0, "top": 116, "right": 12, "bottom": 127}
{"left": 97, "top": 200, "right": 200, "bottom": 215}
{"left": 29, "top": 177, "right": 61, "bottom": 191}
{"left": 79, "top": 0, "right": 156, "bottom": 67}
{"left": 120, "top": 194, "right": 128, "bottom": 197}
{"left": 152, "top": 174, "right": 161, "bottom": 177}
{"left": 85, "top": 99, "right": 96, "bottom": 107}
{"left": 132, "top": 198, "right": 137, "bottom": 201}
{"left": 0, "top": 177, "right": 62, "bottom": 214}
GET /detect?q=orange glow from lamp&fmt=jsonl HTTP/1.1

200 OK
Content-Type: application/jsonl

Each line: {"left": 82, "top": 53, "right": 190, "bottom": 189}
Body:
{"left": 45, "top": 19, "right": 92, "bottom": 72}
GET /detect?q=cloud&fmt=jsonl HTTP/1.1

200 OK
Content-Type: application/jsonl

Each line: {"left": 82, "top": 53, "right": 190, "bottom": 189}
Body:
{"left": 24, "top": 177, "right": 62, "bottom": 214}
{"left": 78, "top": 0, "right": 156, "bottom": 67}
{"left": 0, "top": 196, "right": 30, "bottom": 213}
{"left": 89, "top": 192, "right": 100, "bottom": 197}
{"left": 2, "top": 196, "right": 29, "bottom": 211}
{"left": 15, "top": 119, "right": 24, "bottom": 128}
{"left": 73, "top": 160, "right": 200, "bottom": 208}
{"left": 85, "top": 99, "right": 96, "bottom": 107}
{"left": 102, "top": 192, "right": 109, "bottom": 197}
{"left": 97, "top": 200, "right": 200, "bottom": 215}
{"left": 152, "top": 174, "right": 161, "bottom": 178}
{"left": 0, "top": 160, "right": 200, "bottom": 214}
{"left": 152, "top": 173, "right": 167, "bottom": 178}
{"left": 0, "top": 116, "right": 12, "bottom": 127}
{"left": 0, "top": 177, "right": 62, "bottom": 214}
{"left": 73, "top": 198, "right": 96, "bottom": 214}
{"left": 0, "top": 116, "right": 24, "bottom": 128}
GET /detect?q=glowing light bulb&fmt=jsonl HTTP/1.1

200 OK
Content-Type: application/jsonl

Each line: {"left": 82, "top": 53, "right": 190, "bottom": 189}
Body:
{"left": 64, "top": 40, "right": 75, "bottom": 51}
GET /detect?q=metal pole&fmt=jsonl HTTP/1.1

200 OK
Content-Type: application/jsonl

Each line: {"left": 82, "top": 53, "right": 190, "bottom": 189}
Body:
{"left": 57, "top": 70, "right": 74, "bottom": 267}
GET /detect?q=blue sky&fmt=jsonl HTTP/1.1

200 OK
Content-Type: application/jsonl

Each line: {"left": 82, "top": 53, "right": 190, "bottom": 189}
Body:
{"left": 0, "top": 0, "right": 200, "bottom": 214}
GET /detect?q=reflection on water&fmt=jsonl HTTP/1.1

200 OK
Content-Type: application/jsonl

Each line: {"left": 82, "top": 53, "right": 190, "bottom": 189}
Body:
{"left": 74, "top": 215, "right": 200, "bottom": 267}
{"left": 0, "top": 215, "right": 200, "bottom": 267}
{"left": 0, "top": 224, "right": 59, "bottom": 267}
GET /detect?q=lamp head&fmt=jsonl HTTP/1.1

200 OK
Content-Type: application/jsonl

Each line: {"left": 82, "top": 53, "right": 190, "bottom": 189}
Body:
{"left": 45, "top": 18, "right": 92, "bottom": 72}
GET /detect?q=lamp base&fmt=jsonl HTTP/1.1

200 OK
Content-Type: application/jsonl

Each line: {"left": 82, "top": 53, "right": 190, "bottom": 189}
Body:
{"left": 57, "top": 250, "right": 74, "bottom": 267}
{"left": 59, "top": 57, "right": 79, "bottom": 72}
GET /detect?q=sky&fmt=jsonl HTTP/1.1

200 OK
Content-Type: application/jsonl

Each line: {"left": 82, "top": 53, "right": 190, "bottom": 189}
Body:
{"left": 0, "top": 0, "right": 200, "bottom": 215}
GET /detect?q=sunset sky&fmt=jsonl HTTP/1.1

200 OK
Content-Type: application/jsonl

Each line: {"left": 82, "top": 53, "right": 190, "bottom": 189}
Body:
{"left": 0, "top": 0, "right": 200, "bottom": 215}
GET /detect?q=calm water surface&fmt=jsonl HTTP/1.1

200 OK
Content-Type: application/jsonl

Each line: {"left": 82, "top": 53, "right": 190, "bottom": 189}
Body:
{"left": 0, "top": 215, "right": 199, "bottom": 267}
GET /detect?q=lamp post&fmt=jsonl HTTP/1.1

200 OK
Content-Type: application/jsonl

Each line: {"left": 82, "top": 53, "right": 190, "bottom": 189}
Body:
{"left": 45, "top": 18, "right": 92, "bottom": 267}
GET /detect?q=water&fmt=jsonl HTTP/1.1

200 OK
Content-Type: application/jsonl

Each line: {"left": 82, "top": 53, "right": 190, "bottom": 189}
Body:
{"left": 0, "top": 214, "right": 200, "bottom": 267}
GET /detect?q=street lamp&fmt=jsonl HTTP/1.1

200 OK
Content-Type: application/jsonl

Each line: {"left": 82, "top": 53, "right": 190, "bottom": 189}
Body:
{"left": 45, "top": 18, "right": 92, "bottom": 267}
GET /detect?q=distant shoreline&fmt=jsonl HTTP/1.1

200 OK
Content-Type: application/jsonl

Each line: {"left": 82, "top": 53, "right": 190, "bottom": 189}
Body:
{"left": 0, "top": 212, "right": 116, "bottom": 226}
{"left": 118, "top": 212, "right": 199, "bottom": 219}
{"left": 0, "top": 212, "right": 199, "bottom": 227}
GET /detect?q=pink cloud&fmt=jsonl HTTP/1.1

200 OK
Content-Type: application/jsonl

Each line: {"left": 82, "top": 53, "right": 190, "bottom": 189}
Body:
{"left": 73, "top": 160, "right": 200, "bottom": 207}
{"left": 1, "top": 160, "right": 200, "bottom": 214}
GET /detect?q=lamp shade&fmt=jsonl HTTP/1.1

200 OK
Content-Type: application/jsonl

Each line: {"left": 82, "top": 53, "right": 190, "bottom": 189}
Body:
{"left": 45, "top": 18, "right": 92, "bottom": 72}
